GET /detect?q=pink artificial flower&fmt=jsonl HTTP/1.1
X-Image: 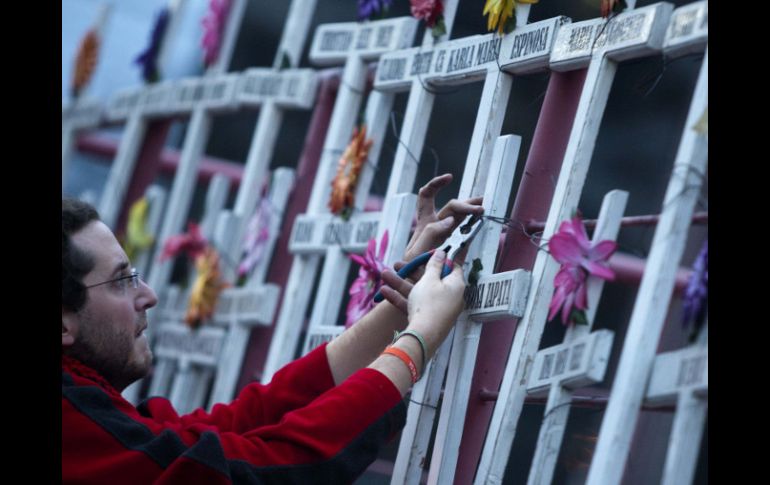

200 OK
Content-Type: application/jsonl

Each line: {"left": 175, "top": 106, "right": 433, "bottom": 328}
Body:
{"left": 410, "top": 0, "right": 444, "bottom": 28}
{"left": 238, "top": 197, "right": 272, "bottom": 278}
{"left": 345, "top": 230, "right": 389, "bottom": 328}
{"left": 201, "top": 0, "right": 232, "bottom": 68}
{"left": 547, "top": 216, "right": 617, "bottom": 325}
{"left": 160, "top": 222, "right": 208, "bottom": 262}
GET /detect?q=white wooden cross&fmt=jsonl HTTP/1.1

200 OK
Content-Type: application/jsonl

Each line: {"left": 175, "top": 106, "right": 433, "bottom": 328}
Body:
{"left": 585, "top": 4, "right": 708, "bottom": 483}
{"left": 216, "top": 0, "right": 320, "bottom": 281}
{"left": 475, "top": 3, "right": 675, "bottom": 483}
{"left": 126, "top": 0, "right": 322, "bottom": 406}
{"left": 95, "top": 0, "right": 187, "bottom": 228}
{"left": 145, "top": 169, "right": 291, "bottom": 413}
{"left": 133, "top": 0, "right": 247, "bottom": 292}
{"left": 421, "top": 136, "right": 532, "bottom": 485}
{"left": 260, "top": 15, "right": 419, "bottom": 381}
{"left": 146, "top": 169, "right": 291, "bottom": 413}
{"left": 524, "top": 189, "right": 627, "bottom": 485}
{"left": 645, "top": 320, "right": 707, "bottom": 485}
{"left": 376, "top": 6, "right": 572, "bottom": 482}
{"left": 644, "top": 8, "right": 708, "bottom": 480}
{"left": 142, "top": 173, "right": 232, "bottom": 406}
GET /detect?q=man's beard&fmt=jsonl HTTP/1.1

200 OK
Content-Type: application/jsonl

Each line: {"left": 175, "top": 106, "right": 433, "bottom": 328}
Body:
{"left": 66, "top": 310, "right": 152, "bottom": 391}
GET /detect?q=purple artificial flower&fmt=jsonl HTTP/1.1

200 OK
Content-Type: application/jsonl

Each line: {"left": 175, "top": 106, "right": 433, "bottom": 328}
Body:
{"left": 346, "top": 230, "right": 389, "bottom": 328}
{"left": 238, "top": 197, "right": 272, "bottom": 278}
{"left": 358, "top": 0, "right": 394, "bottom": 21}
{"left": 682, "top": 239, "right": 708, "bottom": 329}
{"left": 201, "top": 0, "right": 232, "bottom": 68}
{"left": 135, "top": 7, "right": 170, "bottom": 83}
{"left": 547, "top": 216, "right": 617, "bottom": 325}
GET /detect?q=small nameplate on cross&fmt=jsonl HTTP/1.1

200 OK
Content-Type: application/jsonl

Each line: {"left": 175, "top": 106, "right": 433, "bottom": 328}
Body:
{"left": 237, "top": 68, "right": 317, "bottom": 108}
{"left": 375, "top": 47, "right": 419, "bottom": 91}
{"left": 500, "top": 16, "right": 570, "bottom": 75}
{"left": 428, "top": 34, "right": 502, "bottom": 86}
{"left": 154, "top": 323, "right": 226, "bottom": 366}
{"left": 310, "top": 17, "right": 418, "bottom": 65}
{"left": 663, "top": 0, "right": 707, "bottom": 57}
{"left": 106, "top": 88, "right": 144, "bottom": 122}
{"left": 289, "top": 213, "right": 381, "bottom": 254}
{"left": 64, "top": 98, "right": 102, "bottom": 129}
{"left": 138, "top": 82, "right": 173, "bottom": 117}
{"left": 527, "top": 329, "right": 614, "bottom": 396}
{"left": 646, "top": 345, "right": 707, "bottom": 405}
{"left": 169, "top": 78, "right": 208, "bottom": 113}
{"left": 464, "top": 270, "right": 531, "bottom": 322}
{"left": 199, "top": 74, "right": 239, "bottom": 112}
{"left": 212, "top": 285, "right": 281, "bottom": 327}
{"left": 550, "top": 2, "right": 672, "bottom": 71}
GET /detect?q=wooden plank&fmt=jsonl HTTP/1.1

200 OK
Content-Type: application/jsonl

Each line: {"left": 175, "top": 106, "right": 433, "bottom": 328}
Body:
{"left": 428, "top": 135, "right": 521, "bottom": 484}
{"left": 261, "top": 16, "right": 417, "bottom": 382}
{"left": 585, "top": 48, "right": 708, "bottom": 485}
{"left": 465, "top": 270, "right": 531, "bottom": 322}
{"left": 663, "top": 0, "right": 708, "bottom": 58}
{"left": 525, "top": 189, "right": 626, "bottom": 485}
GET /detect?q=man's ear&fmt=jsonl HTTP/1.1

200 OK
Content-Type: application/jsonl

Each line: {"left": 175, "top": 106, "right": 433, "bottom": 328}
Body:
{"left": 62, "top": 308, "right": 78, "bottom": 347}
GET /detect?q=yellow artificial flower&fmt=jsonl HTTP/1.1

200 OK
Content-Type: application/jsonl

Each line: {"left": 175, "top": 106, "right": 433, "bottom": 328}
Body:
{"left": 123, "top": 197, "right": 155, "bottom": 262}
{"left": 483, "top": 0, "right": 538, "bottom": 35}
{"left": 185, "top": 247, "right": 229, "bottom": 329}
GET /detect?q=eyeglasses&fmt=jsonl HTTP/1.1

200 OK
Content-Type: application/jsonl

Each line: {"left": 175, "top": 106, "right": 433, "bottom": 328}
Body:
{"left": 85, "top": 268, "right": 141, "bottom": 291}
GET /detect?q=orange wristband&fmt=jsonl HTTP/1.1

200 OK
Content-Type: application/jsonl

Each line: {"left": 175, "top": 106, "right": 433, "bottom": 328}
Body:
{"left": 382, "top": 346, "right": 419, "bottom": 384}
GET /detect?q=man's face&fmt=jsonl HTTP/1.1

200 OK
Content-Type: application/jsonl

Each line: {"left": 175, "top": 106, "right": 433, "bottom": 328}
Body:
{"left": 62, "top": 221, "right": 158, "bottom": 391}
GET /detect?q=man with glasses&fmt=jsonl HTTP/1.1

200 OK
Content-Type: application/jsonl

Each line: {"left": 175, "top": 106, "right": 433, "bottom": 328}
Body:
{"left": 62, "top": 175, "right": 482, "bottom": 484}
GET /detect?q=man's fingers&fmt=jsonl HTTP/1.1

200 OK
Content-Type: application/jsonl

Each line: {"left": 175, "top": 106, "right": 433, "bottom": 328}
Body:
{"left": 393, "top": 261, "right": 406, "bottom": 272}
{"left": 380, "top": 286, "right": 409, "bottom": 315}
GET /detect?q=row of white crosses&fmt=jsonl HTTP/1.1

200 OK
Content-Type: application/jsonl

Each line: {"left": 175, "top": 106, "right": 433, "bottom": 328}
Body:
{"left": 119, "top": 0, "right": 320, "bottom": 405}
{"left": 587, "top": 1, "right": 708, "bottom": 484}
{"left": 261, "top": 14, "right": 422, "bottom": 381}
{"left": 97, "top": 0, "right": 247, "bottom": 230}
{"left": 149, "top": 169, "right": 294, "bottom": 414}
{"left": 149, "top": 172, "right": 234, "bottom": 412}
{"left": 477, "top": 2, "right": 707, "bottom": 484}
{"left": 116, "top": 0, "right": 248, "bottom": 404}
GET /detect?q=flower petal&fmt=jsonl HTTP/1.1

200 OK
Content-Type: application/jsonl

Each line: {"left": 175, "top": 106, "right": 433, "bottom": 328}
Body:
{"left": 583, "top": 261, "right": 615, "bottom": 280}
{"left": 549, "top": 233, "right": 584, "bottom": 264}
{"left": 590, "top": 240, "right": 617, "bottom": 261}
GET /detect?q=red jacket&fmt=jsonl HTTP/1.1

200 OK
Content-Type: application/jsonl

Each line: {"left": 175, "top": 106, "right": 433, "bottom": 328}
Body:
{"left": 62, "top": 343, "right": 406, "bottom": 484}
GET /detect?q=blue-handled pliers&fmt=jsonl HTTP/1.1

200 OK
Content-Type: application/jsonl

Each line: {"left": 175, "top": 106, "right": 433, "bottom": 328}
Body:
{"left": 373, "top": 213, "right": 484, "bottom": 303}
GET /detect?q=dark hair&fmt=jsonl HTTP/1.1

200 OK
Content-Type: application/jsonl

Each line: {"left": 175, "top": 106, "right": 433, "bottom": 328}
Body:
{"left": 62, "top": 198, "right": 100, "bottom": 312}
